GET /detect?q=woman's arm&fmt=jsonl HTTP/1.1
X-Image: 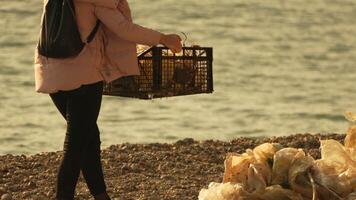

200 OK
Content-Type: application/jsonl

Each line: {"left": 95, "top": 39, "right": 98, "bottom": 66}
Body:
{"left": 95, "top": 4, "right": 182, "bottom": 52}
{"left": 116, "top": 0, "right": 132, "bottom": 22}
{"left": 74, "top": 0, "right": 119, "bottom": 9}
{"left": 94, "top": 6, "right": 162, "bottom": 46}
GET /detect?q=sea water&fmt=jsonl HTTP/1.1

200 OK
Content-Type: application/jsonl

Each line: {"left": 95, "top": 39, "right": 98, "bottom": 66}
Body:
{"left": 1, "top": 0, "right": 356, "bottom": 155}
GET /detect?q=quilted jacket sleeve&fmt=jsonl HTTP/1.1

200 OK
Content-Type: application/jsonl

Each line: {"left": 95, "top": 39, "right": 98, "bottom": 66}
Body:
{"left": 74, "top": 0, "right": 119, "bottom": 9}
{"left": 94, "top": 6, "right": 162, "bottom": 46}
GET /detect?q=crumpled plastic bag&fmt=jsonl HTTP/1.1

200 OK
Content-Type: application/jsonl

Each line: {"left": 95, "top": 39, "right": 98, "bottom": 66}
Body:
{"left": 319, "top": 139, "right": 353, "bottom": 173}
{"left": 345, "top": 125, "right": 356, "bottom": 148}
{"left": 198, "top": 182, "right": 244, "bottom": 200}
{"left": 198, "top": 183, "right": 306, "bottom": 200}
{"left": 288, "top": 155, "right": 315, "bottom": 199}
{"left": 271, "top": 148, "right": 305, "bottom": 186}
{"left": 311, "top": 127, "right": 356, "bottom": 198}
{"left": 312, "top": 161, "right": 353, "bottom": 199}
{"left": 223, "top": 151, "right": 254, "bottom": 185}
{"left": 253, "top": 143, "right": 282, "bottom": 185}
{"left": 259, "top": 185, "right": 304, "bottom": 200}
{"left": 246, "top": 163, "right": 268, "bottom": 194}
{"left": 223, "top": 143, "right": 280, "bottom": 192}
{"left": 253, "top": 143, "right": 281, "bottom": 164}
{"left": 345, "top": 125, "right": 356, "bottom": 163}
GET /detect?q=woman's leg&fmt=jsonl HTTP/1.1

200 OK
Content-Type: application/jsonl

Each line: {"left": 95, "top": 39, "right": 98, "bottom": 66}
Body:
{"left": 49, "top": 91, "right": 67, "bottom": 120}
{"left": 50, "top": 90, "right": 80, "bottom": 200}
{"left": 79, "top": 82, "right": 109, "bottom": 197}
{"left": 81, "top": 123, "right": 107, "bottom": 196}
{"left": 49, "top": 81, "right": 107, "bottom": 200}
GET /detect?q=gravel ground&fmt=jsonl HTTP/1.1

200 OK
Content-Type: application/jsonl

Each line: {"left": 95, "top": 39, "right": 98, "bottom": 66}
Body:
{"left": 0, "top": 133, "right": 346, "bottom": 200}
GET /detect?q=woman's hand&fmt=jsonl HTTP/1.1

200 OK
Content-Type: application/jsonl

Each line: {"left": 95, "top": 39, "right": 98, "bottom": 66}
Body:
{"left": 116, "top": 0, "right": 132, "bottom": 21}
{"left": 159, "top": 34, "right": 182, "bottom": 53}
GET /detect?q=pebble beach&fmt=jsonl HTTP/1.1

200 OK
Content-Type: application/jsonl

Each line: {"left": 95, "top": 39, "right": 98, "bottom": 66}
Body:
{"left": 0, "top": 133, "right": 345, "bottom": 200}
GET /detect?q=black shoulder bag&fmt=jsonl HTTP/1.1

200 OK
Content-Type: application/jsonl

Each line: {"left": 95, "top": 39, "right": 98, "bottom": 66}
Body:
{"left": 37, "top": 0, "right": 100, "bottom": 58}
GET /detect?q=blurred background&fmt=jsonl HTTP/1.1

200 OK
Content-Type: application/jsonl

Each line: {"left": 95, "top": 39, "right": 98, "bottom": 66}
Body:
{"left": 0, "top": 0, "right": 356, "bottom": 155}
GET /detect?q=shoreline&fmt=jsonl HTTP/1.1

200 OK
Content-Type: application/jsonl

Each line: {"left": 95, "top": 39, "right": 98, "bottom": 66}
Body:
{"left": 0, "top": 133, "right": 345, "bottom": 200}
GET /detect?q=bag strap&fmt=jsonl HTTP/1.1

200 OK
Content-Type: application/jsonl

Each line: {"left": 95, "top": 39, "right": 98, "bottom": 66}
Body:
{"left": 86, "top": 20, "right": 100, "bottom": 43}
{"left": 66, "top": 0, "right": 100, "bottom": 44}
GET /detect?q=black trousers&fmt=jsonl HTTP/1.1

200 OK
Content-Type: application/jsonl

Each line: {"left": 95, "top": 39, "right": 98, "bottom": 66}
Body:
{"left": 49, "top": 80, "right": 106, "bottom": 199}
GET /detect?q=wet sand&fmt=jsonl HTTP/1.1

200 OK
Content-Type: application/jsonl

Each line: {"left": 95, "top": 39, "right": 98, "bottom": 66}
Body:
{"left": 0, "top": 133, "right": 345, "bottom": 200}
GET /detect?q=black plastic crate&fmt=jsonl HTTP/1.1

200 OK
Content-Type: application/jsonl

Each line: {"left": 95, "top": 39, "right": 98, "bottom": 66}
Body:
{"left": 103, "top": 46, "right": 213, "bottom": 99}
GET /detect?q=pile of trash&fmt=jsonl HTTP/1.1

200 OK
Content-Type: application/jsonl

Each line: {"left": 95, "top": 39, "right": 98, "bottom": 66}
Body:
{"left": 199, "top": 114, "right": 356, "bottom": 200}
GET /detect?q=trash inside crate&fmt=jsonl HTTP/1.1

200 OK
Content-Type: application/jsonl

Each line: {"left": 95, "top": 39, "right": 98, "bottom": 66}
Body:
{"left": 103, "top": 46, "right": 213, "bottom": 99}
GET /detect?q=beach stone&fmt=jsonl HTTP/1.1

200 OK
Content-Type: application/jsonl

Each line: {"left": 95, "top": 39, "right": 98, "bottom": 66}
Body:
{"left": 1, "top": 193, "right": 12, "bottom": 200}
{"left": 120, "top": 164, "right": 129, "bottom": 171}
{"left": 27, "top": 181, "right": 36, "bottom": 188}
{"left": 45, "top": 191, "right": 52, "bottom": 197}
{"left": 0, "top": 187, "right": 5, "bottom": 195}
{"left": 22, "top": 191, "right": 30, "bottom": 197}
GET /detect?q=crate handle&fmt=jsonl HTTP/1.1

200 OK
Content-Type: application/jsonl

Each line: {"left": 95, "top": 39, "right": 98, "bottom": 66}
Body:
{"left": 180, "top": 32, "right": 188, "bottom": 47}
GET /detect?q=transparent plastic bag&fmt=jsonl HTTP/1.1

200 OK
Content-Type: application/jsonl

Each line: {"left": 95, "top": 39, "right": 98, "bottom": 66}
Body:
{"left": 271, "top": 148, "right": 305, "bottom": 185}
{"left": 312, "top": 161, "right": 353, "bottom": 198}
{"left": 288, "top": 155, "right": 315, "bottom": 199}
{"left": 345, "top": 125, "right": 356, "bottom": 166}
{"left": 319, "top": 140, "right": 353, "bottom": 173}
{"left": 223, "top": 143, "right": 278, "bottom": 187}
{"left": 198, "top": 182, "right": 244, "bottom": 200}
{"left": 312, "top": 135, "right": 356, "bottom": 198}
{"left": 223, "top": 151, "right": 254, "bottom": 184}
{"left": 345, "top": 126, "right": 356, "bottom": 149}
{"left": 253, "top": 143, "right": 281, "bottom": 185}
{"left": 246, "top": 163, "right": 267, "bottom": 193}
{"left": 253, "top": 143, "right": 281, "bottom": 163}
{"left": 259, "top": 185, "right": 304, "bottom": 200}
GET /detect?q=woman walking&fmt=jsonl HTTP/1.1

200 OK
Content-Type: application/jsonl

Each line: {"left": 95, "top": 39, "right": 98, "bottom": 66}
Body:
{"left": 34, "top": 0, "right": 182, "bottom": 199}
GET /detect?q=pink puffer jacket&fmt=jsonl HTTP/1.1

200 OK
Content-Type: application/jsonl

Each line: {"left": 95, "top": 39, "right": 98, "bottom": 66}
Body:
{"left": 34, "top": 0, "right": 162, "bottom": 94}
